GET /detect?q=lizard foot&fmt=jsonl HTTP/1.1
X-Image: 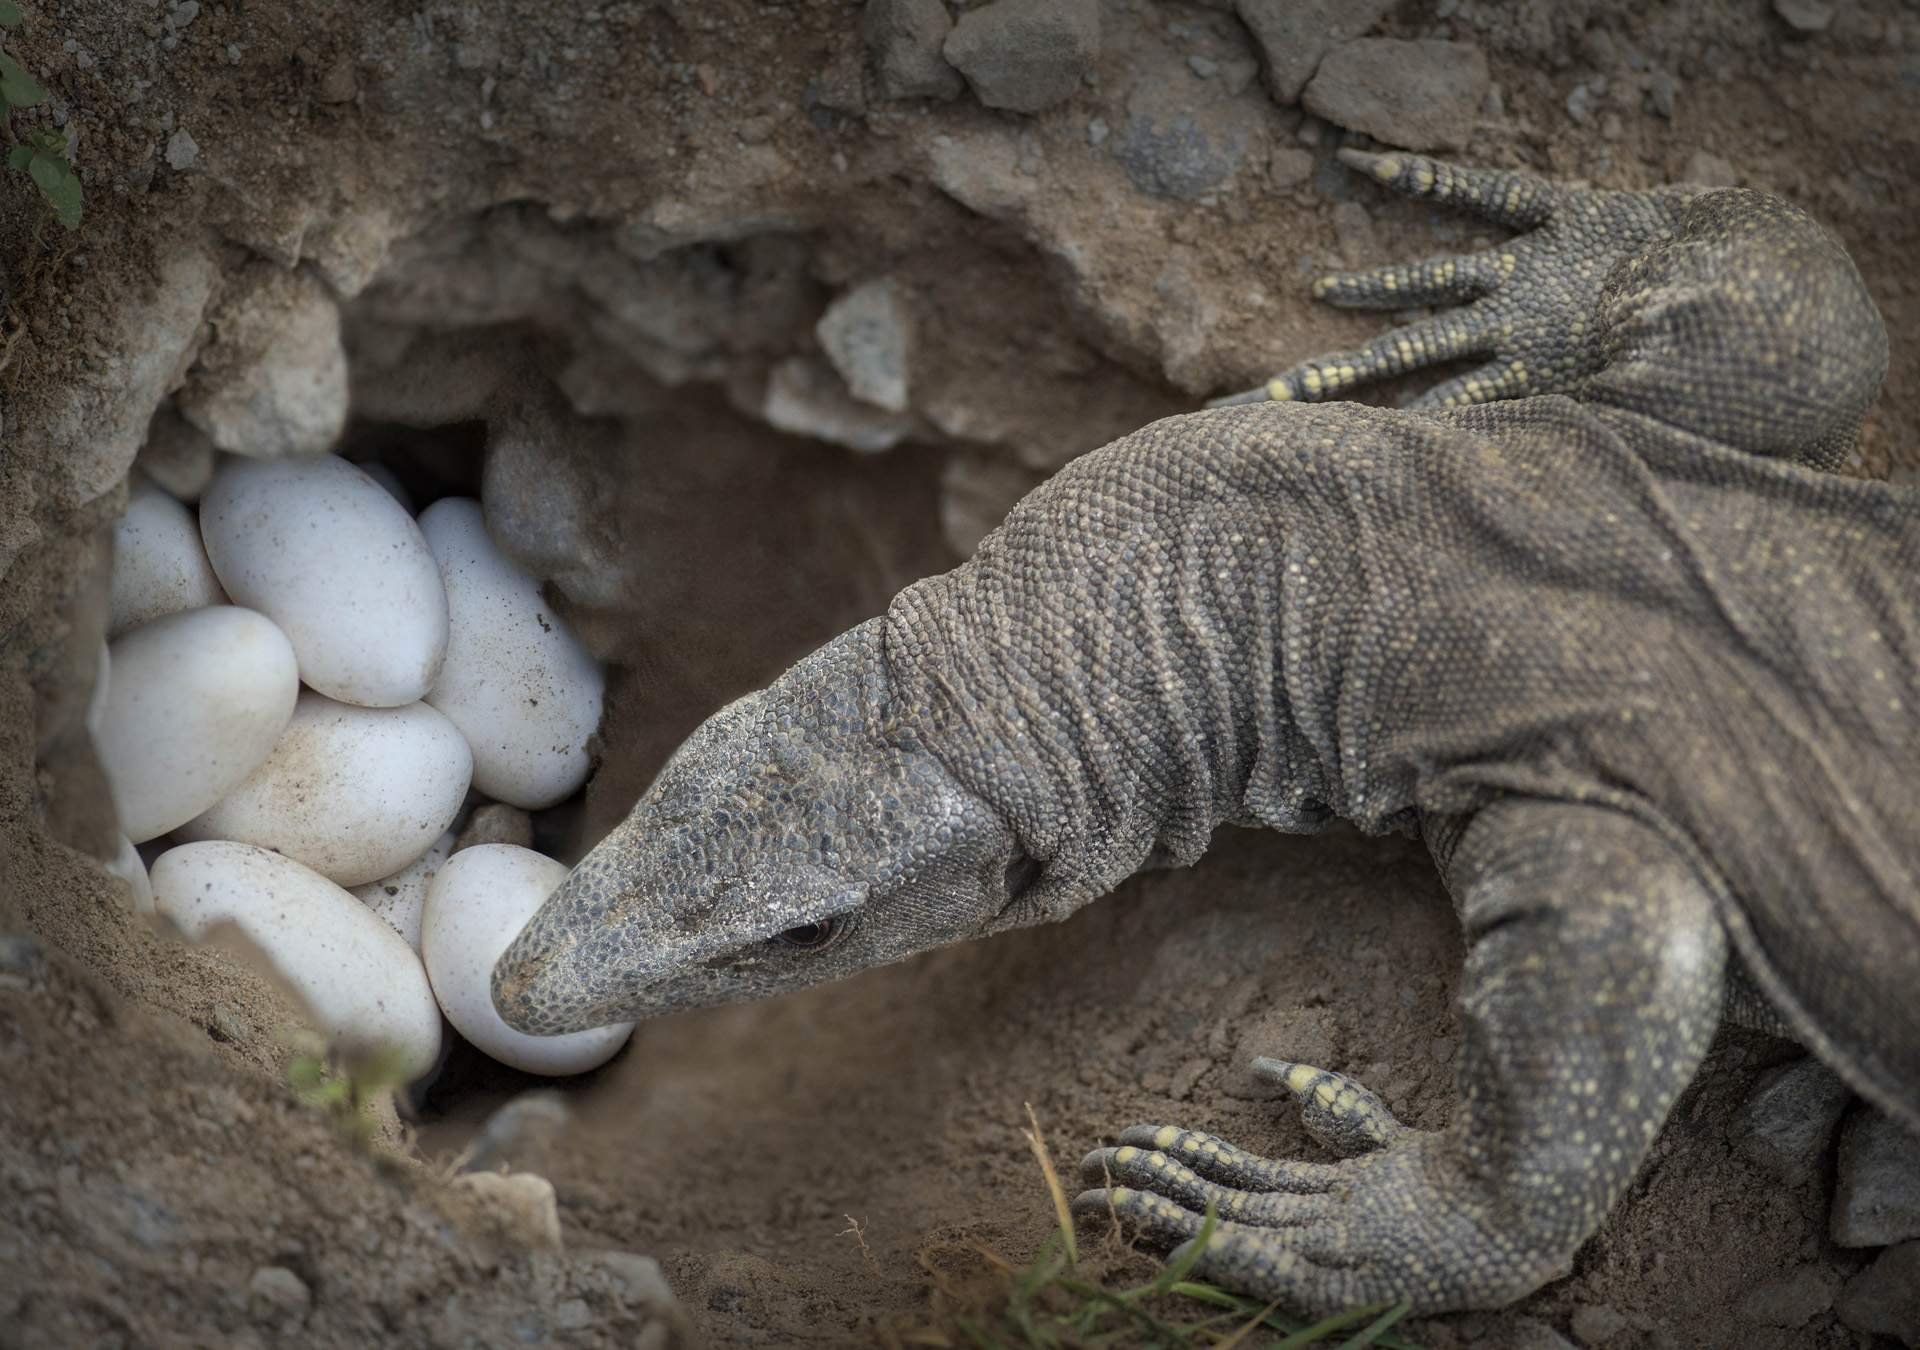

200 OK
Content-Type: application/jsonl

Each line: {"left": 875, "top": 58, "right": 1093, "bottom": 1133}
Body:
{"left": 1072, "top": 1065, "right": 1547, "bottom": 1314}
{"left": 1209, "top": 148, "right": 1693, "bottom": 410}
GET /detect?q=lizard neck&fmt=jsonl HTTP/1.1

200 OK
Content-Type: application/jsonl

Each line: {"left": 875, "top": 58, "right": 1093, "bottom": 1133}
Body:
{"left": 882, "top": 419, "right": 1336, "bottom": 922}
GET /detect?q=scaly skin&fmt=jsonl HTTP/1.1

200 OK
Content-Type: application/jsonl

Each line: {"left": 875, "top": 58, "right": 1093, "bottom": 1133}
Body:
{"left": 492, "top": 154, "right": 1918, "bottom": 1315}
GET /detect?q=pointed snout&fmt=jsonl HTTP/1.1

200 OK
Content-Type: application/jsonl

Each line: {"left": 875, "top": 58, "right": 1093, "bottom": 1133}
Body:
{"left": 488, "top": 865, "right": 641, "bottom": 1036}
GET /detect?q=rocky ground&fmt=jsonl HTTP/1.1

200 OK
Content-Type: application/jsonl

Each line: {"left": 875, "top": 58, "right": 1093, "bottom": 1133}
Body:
{"left": 2, "top": 0, "right": 1918, "bottom": 1346}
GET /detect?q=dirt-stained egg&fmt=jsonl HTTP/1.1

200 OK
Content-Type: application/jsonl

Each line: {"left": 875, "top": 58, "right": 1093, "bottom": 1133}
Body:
{"left": 418, "top": 498, "right": 604, "bottom": 810}
{"left": 109, "top": 472, "right": 228, "bottom": 637}
{"left": 151, "top": 840, "right": 443, "bottom": 1080}
{"left": 199, "top": 455, "right": 449, "bottom": 708}
{"left": 349, "top": 829, "right": 456, "bottom": 954}
{"left": 175, "top": 690, "right": 472, "bottom": 888}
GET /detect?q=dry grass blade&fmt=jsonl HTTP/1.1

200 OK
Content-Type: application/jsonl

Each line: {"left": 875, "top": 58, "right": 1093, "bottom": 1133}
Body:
{"left": 1213, "top": 1299, "right": 1283, "bottom": 1350}
{"left": 1023, "top": 1101, "right": 1078, "bottom": 1267}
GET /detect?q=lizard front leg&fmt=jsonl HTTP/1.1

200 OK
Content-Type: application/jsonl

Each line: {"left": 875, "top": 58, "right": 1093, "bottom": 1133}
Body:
{"left": 1073, "top": 799, "right": 1728, "bottom": 1314}
{"left": 1211, "top": 151, "right": 1695, "bottom": 411}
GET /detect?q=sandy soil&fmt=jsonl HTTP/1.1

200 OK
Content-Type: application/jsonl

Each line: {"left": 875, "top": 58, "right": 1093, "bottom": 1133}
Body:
{"left": 1, "top": 0, "right": 1915, "bottom": 1346}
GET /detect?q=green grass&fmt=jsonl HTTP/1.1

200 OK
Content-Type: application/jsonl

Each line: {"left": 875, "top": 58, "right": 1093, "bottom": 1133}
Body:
{"left": 895, "top": 1106, "right": 1421, "bottom": 1350}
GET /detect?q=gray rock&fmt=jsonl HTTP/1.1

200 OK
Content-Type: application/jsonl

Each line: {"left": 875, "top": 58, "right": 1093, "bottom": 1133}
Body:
{"left": 135, "top": 404, "right": 218, "bottom": 503}
{"left": 806, "top": 48, "right": 868, "bottom": 117}
{"left": 1679, "top": 149, "right": 1738, "bottom": 188}
{"left": 448, "top": 1171, "right": 563, "bottom": 1253}
{"left": 247, "top": 1266, "right": 311, "bottom": 1323}
{"left": 1646, "top": 69, "right": 1679, "bottom": 120}
{"left": 816, "top": 278, "right": 912, "bottom": 414}
{"left": 460, "top": 1090, "right": 573, "bottom": 1175}
{"left": 165, "top": 127, "right": 199, "bottom": 171}
{"left": 0, "top": 932, "right": 45, "bottom": 991}
{"left": 482, "top": 391, "right": 626, "bottom": 610}
{"left": 1267, "top": 145, "right": 1314, "bottom": 189}
{"left": 1836, "top": 1242, "right": 1920, "bottom": 1345}
{"left": 1774, "top": 0, "right": 1835, "bottom": 33}
{"left": 1302, "top": 38, "right": 1490, "bottom": 152}
{"left": 1734, "top": 1263, "right": 1841, "bottom": 1328}
{"left": 863, "top": 0, "right": 963, "bottom": 101}
{"left": 1506, "top": 1320, "right": 1579, "bottom": 1350}
{"left": 586, "top": 1251, "right": 694, "bottom": 1346}
{"left": 762, "top": 356, "right": 918, "bottom": 453}
{"left": 1731, "top": 1056, "right": 1852, "bottom": 1181}
{"left": 1233, "top": 0, "right": 1399, "bottom": 104}
{"left": 1331, "top": 200, "right": 1377, "bottom": 266}
{"left": 943, "top": 0, "right": 1099, "bottom": 114}
{"left": 1113, "top": 73, "right": 1253, "bottom": 201}
{"left": 455, "top": 803, "right": 534, "bottom": 854}
{"left": 1833, "top": 1108, "right": 1920, "bottom": 1247}
{"left": 207, "top": 1001, "right": 251, "bottom": 1044}
{"left": 178, "top": 263, "right": 348, "bottom": 458}
{"left": 1569, "top": 1303, "right": 1629, "bottom": 1347}
{"left": 926, "top": 128, "right": 1034, "bottom": 220}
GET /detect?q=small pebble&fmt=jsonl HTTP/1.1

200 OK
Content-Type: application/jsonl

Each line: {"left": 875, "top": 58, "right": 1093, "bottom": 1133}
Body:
{"left": 454, "top": 803, "right": 534, "bottom": 854}
{"left": 247, "top": 1266, "right": 310, "bottom": 1323}
{"left": 165, "top": 128, "right": 198, "bottom": 171}
{"left": 1833, "top": 1108, "right": 1920, "bottom": 1247}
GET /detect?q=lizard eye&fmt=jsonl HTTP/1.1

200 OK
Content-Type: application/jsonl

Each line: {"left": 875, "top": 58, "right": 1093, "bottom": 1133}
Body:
{"left": 773, "top": 917, "right": 845, "bottom": 950}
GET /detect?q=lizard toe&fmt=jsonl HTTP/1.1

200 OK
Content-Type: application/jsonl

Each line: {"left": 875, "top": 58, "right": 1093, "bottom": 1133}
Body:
{"left": 1079, "top": 1145, "right": 1337, "bottom": 1228}
{"left": 1113, "top": 1123, "right": 1343, "bottom": 1193}
{"left": 1249, "top": 1058, "right": 1408, "bottom": 1158}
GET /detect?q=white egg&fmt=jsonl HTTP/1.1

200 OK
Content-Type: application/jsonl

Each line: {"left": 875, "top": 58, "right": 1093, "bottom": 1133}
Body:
{"left": 199, "top": 455, "right": 449, "bottom": 707}
{"left": 422, "top": 844, "right": 632, "bottom": 1075}
{"left": 151, "top": 841, "right": 442, "bottom": 1080}
{"left": 419, "top": 498, "right": 604, "bottom": 810}
{"left": 97, "top": 606, "right": 300, "bottom": 843}
{"left": 110, "top": 472, "right": 227, "bottom": 637}
{"left": 349, "top": 829, "right": 455, "bottom": 953}
{"left": 104, "top": 833, "right": 154, "bottom": 914}
{"left": 176, "top": 691, "right": 473, "bottom": 886}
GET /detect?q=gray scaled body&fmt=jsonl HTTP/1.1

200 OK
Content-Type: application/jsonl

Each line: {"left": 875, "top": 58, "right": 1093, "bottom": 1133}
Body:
{"left": 493, "top": 152, "right": 1918, "bottom": 1315}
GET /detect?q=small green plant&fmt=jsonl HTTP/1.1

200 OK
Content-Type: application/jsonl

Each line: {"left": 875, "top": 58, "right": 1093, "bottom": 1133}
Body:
{"left": 903, "top": 1105, "right": 1421, "bottom": 1350}
{"left": 0, "top": 0, "right": 81, "bottom": 231}
{"left": 286, "top": 1040, "right": 415, "bottom": 1147}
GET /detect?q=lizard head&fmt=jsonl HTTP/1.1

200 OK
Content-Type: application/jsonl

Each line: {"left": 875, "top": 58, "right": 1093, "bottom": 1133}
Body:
{"left": 490, "top": 618, "right": 1037, "bottom": 1035}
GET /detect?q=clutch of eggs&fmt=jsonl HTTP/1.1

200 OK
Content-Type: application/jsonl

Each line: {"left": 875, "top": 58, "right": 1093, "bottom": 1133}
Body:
{"left": 107, "top": 454, "right": 620, "bottom": 1080}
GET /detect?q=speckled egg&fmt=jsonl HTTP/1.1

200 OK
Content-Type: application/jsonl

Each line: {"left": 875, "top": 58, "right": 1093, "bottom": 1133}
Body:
{"left": 419, "top": 498, "right": 604, "bottom": 810}
{"left": 349, "top": 829, "right": 455, "bottom": 953}
{"left": 110, "top": 473, "right": 228, "bottom": 637}
{"left": 151, "top": 840, "right": 442, "bottom": 1080}
{"left": 175, "top": 690, "right": 472, "bottom": 887}
{"left": 199, "top": 454, "right": 449, "bottom": 707}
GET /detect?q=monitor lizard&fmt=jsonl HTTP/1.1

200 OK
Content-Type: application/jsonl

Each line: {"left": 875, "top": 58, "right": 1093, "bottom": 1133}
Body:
{"left": 490, "top": 151, "right": 1918, "bottom": 1315}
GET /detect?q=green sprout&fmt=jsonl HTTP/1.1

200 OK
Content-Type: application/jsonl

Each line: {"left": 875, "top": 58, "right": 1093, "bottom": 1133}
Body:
{"left": 0, "top": 0, "right": 82, "bottom": 231}
{"left": 286, "top": 1041, "right": 416, "bottom": 1148}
